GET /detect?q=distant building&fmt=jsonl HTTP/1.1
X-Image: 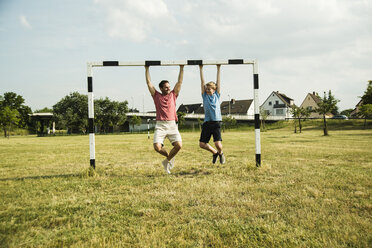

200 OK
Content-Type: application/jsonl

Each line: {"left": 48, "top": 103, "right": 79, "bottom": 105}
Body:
{"left": 300, "top": 92, "right": 333, "bottom": 118}
{"left": 177, "top": 99, "right": 254, "bottom": 116}
{"left": 177, "top": 103, "right": 204, "bottom": 114}
{"left": 220, "top": 99, "right": 254, "bottom": 116}
{"left": 261, "top": 91, "right": 294, "bottom": 118}
{"left": 29, "top": 112, "right": 55, "bottom": 135}
{"left": 350, "top": 100, "right": 363, "bottom": 117}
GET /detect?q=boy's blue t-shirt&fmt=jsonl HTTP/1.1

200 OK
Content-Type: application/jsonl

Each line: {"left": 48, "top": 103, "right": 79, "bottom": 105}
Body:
{"left": 202, "top": 92, "right": 222, "bottom": 122}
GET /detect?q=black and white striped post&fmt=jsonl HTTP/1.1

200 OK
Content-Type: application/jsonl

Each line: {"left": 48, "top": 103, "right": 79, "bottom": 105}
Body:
{"left": 87, "top": 59, "right": 261, "bottom": 168}
{"left": 147, "top": 118, "right": 151, "bottom": 139}
{"left": 87, "top": 64, "right": 95, "bottom": 169}
{"left": 253, "top": 62, "right": 261, "bottom": 167}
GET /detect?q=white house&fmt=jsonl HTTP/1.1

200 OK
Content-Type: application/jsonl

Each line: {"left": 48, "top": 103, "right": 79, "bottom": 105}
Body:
{"left": 261, "top": 91, "right": 294, "bottom": 118}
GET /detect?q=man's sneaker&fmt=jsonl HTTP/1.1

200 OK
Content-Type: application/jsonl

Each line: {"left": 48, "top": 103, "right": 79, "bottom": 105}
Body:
{"left": 162, "top": 159, "right": 171, "bottom": 174}
{"left": 212, "top": 153, "right": 219, "bottom": 164}
{"left": 169, "top": 157, "right": 175, "bottom": 169}
{"left": 219, "top": 153, "right": 226, "bottom": 164}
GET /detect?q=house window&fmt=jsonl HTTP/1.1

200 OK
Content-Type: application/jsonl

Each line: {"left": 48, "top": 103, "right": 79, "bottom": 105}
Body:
{"left": 275, "top": 100, "right": 279, "bottom": 105}
{"left": 276, "top": 109, "right": 284, "bottom": 115}
{"left": 307, "top": 106, "right": 312, "bottom": 110}
{"left": 268, "top": 101, "right": 272, "bottom": 106}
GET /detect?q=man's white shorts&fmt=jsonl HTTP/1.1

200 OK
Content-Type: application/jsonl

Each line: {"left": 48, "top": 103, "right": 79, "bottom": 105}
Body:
{"left": 153, "top": 121, "right": 182, "bottom": 145}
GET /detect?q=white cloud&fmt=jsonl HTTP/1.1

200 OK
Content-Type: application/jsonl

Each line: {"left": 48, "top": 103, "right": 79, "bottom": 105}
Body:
{"left": 91, "top": 0, "right": 371, "bottom": 109}
{"left": 95, "top": 0, "right": 174, "bottom": 42}
{"left": 20, "top": 15, "right": 32, "bottom": 29}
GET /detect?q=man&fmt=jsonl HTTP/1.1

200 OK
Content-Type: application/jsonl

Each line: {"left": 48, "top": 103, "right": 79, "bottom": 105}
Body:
{"left": 145, "top": 65, "right": 184, "bottom": 174}
{"left": 199, "top": 64, "right": 225, "bottom": 164}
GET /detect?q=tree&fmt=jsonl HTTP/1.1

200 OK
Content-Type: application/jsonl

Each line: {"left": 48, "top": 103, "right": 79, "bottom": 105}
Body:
{"left": 259, "top": 107, "right": 269, "bottom": 131}
{"left": 177, "top": 112, "right": 186, "bottom": 127}
{"left": 359, "top": 104, "right": 372, "bottom": 129}
{"left": 331, "top": 105, "right": 339, "bottom": 115}
{"left": 53, "top": 92, "right": 88, "bottom": 134}
{"left": 361, "top": 80, "right": 372, "bottom": 105}
{"left": 315, "top": 90, "right": 339, "bottom": 136}
{"left": 129, "top": 115, "right": 142, "bottom": 132}
{"left": 35, "top": 107, "right": 53, "bottom": 113}
{"left": 222, "top": 115, "right": 237, "bottom": 130}
{"left": 117, "top": 101, "right": 129, "bottom": 127}
{"left": 340, "top": 109, "right": 354, "bottom": 117}
{"left": 357, "top": 81, "right": 372, "bottom": 127}
{"left": 128, "top": 108, "right": 140, "bottom": 113}
{"left": 0, "top": 92, "right": 32, "bottom": 129}
{"left": 0, "top": 106, "right": 20, "bottom": 137}
{"left": 197, "top": 118, "right": 203, "bottom": 131}
{"left": 290, "top": 106, "right": 310, "bottom": 133}
{"left": 95, "top": 98, "right": 128, "bottom": 133}
{"left": 2, "top": 92, "right": 24, "bottom": 109}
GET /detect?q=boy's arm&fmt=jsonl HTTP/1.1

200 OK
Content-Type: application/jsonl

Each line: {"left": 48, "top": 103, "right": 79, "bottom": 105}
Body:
{"left": 216, "top": 65, "right": 221, "bottom": 94}
{"left": 173, "top": 65, "right": 184, "bottom": 96}
{"left": 199, "top": 65, "right": 205, "bottom": 94}
{"left": 145, "top": 66, "right": 156, "bottom": 96}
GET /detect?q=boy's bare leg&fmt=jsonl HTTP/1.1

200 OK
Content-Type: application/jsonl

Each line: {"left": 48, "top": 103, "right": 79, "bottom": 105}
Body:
{"left": 199, "top": 142, "right": 218, "bottom": 154}
{"left": 214, "top": 141, "right": 223, "bottom": 154}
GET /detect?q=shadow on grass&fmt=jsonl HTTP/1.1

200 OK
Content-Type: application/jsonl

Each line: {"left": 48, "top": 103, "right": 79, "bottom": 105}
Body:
{"left": 0, "top": 173, "right": 81, "bottom": 182}
{"left": 174, "top": 167, "right": 211, "bottom": 177}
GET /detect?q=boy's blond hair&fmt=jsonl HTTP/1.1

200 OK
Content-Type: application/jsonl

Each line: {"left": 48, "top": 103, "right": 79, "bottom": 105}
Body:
{"left": 206, "top": 81, "right": 216, "bottom": 90}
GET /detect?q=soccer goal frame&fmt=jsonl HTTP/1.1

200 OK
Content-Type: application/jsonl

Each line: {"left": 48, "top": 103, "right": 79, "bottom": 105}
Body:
{"left": 87, "top": 59, "right": 261, "bottom": 169}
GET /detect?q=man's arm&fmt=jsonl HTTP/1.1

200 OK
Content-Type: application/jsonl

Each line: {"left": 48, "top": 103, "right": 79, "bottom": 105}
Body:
{"left": 216, "top": 64, "right": 221, "bottom": 94}
{"left": 199, "top": 65, "right": 205, "bottom": 94}
{"left": 145, "top": 66, "right": 156, "bottom": 96}
{"left": 173, "top": 65, "right": 184, "bottom": 96}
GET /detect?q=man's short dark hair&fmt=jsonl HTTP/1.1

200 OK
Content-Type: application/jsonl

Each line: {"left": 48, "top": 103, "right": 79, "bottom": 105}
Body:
{"left": 159, "top": 80, "right": 169, "bottom": 89}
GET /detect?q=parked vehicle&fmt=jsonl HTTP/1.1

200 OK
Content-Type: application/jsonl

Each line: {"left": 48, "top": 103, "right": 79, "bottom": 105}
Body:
{"left": 332, "top": 115, "right": 348, "bottom": 120}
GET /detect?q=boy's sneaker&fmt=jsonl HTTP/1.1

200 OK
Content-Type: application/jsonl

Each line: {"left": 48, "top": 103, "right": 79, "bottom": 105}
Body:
{"left": 219, "top": 153, "right": 226, "bottom": 164}
{"left": 162, "top": 159, "right": 171, "bottom": 174}
{"left": 212, "top": 153, "right": 219, "bottom": 164}
{"left": 169, "top": 157, "right": 175, "bottom": 169}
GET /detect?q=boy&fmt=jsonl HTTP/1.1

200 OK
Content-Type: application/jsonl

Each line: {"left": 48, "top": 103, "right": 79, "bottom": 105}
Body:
{"left": 199, "top": 64, "right": 225, "bottom": 164}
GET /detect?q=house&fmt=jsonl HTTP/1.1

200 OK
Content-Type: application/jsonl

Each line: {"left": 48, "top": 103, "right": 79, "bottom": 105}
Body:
{"left": 220, "top": 99, "right": 254, "bottom": 116}
{"left": 177, "top": 103, "right": 204, "bottom": 114}
{"left": 300, "top": 92, "right": 322, "bottom": 118}
{"left": 350, "top": 100, "right": 363, "bottom": 117}
{"left": 178, "top": 99, "right": 254, "bottom": 116}
{"left": 300, "top": 92, "right": 333, "bottom": 118}
{"left": 261, "top": 91, "right": 294, "bottom": 118}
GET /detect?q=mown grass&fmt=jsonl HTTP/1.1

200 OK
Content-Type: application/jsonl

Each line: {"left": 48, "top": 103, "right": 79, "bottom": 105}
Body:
{"left": 0, "top": 121, "right": 371, "bottom": 247}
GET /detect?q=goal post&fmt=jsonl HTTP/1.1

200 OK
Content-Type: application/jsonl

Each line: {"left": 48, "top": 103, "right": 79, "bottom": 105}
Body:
{"left": 87, "top": 59, "right": 261, "bottom": 169}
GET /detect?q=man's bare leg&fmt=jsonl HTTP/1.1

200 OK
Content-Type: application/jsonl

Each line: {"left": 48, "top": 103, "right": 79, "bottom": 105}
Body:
{"left": 153, "top": 143, "right": 168, "bottom": 157}
{"left": 168, "top": 141, "right": 182, "bottom": 161}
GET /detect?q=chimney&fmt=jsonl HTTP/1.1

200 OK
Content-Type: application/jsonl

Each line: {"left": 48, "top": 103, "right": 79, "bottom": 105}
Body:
{"left": 313, "top": 91, "right": 315, "bottom": 95}
{"left": 230, "top": 99, "right": 236, "bottom": 104}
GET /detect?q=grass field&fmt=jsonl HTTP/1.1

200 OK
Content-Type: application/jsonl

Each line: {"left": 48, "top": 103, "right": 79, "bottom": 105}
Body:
{"left": 0, "top": 122, "right": 371, "bottom": 247}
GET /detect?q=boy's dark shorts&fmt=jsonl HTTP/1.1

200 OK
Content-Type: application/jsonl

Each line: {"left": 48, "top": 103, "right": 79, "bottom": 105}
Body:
{"left": 199, "top": 121, "right": 222, "bottom": 143}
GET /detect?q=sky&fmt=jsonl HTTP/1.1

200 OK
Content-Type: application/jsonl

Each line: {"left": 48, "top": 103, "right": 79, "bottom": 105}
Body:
{"left": 1, "top": 0, "right": 371, "bottom": 112}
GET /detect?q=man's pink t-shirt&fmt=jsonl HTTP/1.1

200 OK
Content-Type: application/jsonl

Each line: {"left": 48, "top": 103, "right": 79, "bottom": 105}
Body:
{"left": 152, "top": 90, "right": 178, "bottom": 121}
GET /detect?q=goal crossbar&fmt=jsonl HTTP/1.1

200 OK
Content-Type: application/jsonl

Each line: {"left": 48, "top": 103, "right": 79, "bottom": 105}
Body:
{"left": 88, "top": 59, "right": 255, "bottom": 67}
